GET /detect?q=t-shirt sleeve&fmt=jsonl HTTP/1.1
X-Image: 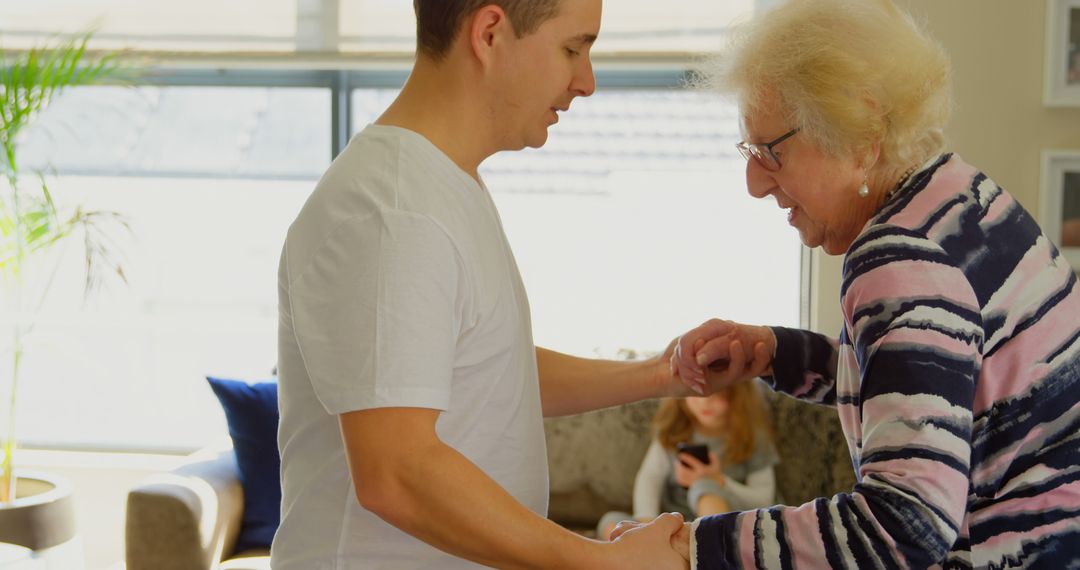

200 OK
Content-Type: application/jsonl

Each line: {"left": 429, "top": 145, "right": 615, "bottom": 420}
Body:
{"left": 286, "top": 210, "right": 462, "bottom": 415}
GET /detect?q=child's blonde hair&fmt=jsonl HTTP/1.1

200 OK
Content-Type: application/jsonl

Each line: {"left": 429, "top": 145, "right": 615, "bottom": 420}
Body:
{"left": 653, "top": 382, "right": 774, "bottom": 465}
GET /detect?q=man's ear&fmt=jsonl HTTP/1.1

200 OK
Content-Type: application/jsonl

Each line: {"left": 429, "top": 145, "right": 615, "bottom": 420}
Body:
{"left": 467, "top": 5, "right": 512, "bottom": 67}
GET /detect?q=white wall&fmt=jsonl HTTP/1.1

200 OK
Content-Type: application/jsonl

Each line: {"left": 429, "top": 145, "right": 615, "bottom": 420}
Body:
{"left": 812, "top": 0, "right": 1080, "bottom": 337}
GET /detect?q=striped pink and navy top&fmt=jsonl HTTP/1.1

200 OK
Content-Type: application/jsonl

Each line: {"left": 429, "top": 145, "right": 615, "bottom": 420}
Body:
{"left": 692, "top": 154, "right": 1080, "bottom": 569}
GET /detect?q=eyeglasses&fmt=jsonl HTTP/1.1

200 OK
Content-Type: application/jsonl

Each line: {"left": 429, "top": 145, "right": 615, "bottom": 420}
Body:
{"left": 735, "top": 128, "right": 799, "bottom": 172}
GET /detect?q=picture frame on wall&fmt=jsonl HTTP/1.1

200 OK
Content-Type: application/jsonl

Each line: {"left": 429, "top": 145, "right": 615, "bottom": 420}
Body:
{"left": 1040, "top": 150, "right": 1080, "bottom": 270}
{"left": 1044, "top": 0, "right": 1080, "bottom": 106}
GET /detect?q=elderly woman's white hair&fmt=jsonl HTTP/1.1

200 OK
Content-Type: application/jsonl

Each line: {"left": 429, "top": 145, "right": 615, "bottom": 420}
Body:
{"left": 702, "top": 0, "right": 952, "bottom": 185}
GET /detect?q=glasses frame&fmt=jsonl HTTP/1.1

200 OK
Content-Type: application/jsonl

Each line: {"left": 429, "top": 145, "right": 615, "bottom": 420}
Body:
{"left": 736, "top": 128, "right": 799, "bottom": 172}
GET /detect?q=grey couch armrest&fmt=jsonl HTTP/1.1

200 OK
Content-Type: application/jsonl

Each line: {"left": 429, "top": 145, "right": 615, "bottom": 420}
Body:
{"left": 125, "top": 444, "right": 245, "bottom": 570}
{"left": 545, "top": 400, "right": 659, "bottom": 529}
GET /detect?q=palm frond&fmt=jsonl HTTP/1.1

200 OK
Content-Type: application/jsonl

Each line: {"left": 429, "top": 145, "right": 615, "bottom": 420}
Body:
{"left": 77, "top": 209, "right": 132, "bottom": 296}
{"left": 1, "top": 33, "right": 129, "bottom": 156}
{"left": 1, "top": 29, "right": 138, "bottom": 503}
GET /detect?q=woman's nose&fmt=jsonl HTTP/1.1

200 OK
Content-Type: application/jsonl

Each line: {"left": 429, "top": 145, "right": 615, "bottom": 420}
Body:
{"left": 746, "top": 160, "right": 773, "bottom": 199}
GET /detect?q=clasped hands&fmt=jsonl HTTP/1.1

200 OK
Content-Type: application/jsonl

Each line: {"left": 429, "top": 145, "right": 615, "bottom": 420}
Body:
{"left": 605, "top": 512, "right": 692, "bottom": 569}
{"left": 667, "top": 318, "right": 775, "bottom": 396}
{"left": 607, "top": 454, "right": 725, "bottom": 570}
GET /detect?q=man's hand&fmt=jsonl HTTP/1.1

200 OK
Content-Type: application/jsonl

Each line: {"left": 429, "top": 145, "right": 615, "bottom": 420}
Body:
{"left": 670, "top": 319, "right": 775, "bottom": 394}
{"left": 607, "top": 513, "right": 690, "bottom": 569}
{"left": 652, "top": 336, "right": 698, "bottom": 398}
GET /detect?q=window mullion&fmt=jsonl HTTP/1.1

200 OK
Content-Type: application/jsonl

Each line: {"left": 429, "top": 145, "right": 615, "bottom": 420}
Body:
{"left": 331, "top": 70, "right": 351, "bottom": 158}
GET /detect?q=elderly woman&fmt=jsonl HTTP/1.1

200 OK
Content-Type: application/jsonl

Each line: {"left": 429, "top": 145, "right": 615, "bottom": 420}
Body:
{"left": 615, "top": 0, "right": 1080, "bottom": 568}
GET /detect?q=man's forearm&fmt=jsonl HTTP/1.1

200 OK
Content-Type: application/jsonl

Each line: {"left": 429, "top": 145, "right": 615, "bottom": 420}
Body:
{"left": 536, "top": 346, "right": 667, "bottom": 417}
{"left": 360, "top": 438, "right": 605, "bottom": 569}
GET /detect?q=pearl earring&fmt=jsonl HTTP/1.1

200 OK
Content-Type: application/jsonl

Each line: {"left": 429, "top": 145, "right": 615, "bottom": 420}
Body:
{"left": 858, "top": 179, "right": 870, "bottom": 198}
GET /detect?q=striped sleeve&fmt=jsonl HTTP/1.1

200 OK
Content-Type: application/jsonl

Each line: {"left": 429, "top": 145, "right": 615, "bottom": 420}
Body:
{"left": 694, "top": 229, "right": 981, "bottom": 569}
{"left": 765, "top": 326, "right": 840, "bottom": 406}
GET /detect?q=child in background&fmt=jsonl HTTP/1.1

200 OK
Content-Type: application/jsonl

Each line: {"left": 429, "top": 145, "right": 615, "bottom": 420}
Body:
{"left": 598, "top": 381, "right": 779, "bottom": 539}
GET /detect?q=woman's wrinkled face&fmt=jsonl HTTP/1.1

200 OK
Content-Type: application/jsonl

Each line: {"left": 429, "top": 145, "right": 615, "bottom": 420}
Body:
{"left": 739, "top": 97, "right": 875, "bottom": 255}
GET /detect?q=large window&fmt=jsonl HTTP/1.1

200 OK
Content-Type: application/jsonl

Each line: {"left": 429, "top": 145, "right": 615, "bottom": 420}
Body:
{"left": 351, "top": 88, "right": 801, "bottom": 357}
{"left": 486, "top": 91, "right": 800, "bottom": 356}
{"left": 3, "top": 0, "right": 800, "bottom": 453}
{"left": 7, "top": 85, "right": 329, "bottom": 452}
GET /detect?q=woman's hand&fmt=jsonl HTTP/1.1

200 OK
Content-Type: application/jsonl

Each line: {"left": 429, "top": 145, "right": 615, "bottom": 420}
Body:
{"left": 675, "top": 450, "right": 725, "bottom": 489}
{"left": 670, "top": 522, "right": 692, "bottom": 562}
{"left": 671, "top": 319, "right": 776, "bottom": 394}
{"left": 606, "top": 513, "right": 690, "bottom": 569}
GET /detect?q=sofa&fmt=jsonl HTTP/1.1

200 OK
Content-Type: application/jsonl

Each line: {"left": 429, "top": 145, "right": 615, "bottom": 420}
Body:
{"left": 125, "top": 391, "right": 855, "bottom": 570}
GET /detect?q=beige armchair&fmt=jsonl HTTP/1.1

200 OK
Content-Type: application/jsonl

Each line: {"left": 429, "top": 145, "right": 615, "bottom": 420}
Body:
{"left": 125, "top": 443, "right": 269, "bottom": 570}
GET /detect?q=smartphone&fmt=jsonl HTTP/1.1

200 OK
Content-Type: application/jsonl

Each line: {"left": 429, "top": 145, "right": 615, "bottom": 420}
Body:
{"left": 676, "top": 442, "right": 711, "bottom": 466}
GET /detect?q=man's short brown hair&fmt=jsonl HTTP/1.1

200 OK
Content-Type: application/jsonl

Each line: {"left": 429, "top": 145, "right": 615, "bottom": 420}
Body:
{"left": 413, "top": 0, "right": 561, "bottom": 60}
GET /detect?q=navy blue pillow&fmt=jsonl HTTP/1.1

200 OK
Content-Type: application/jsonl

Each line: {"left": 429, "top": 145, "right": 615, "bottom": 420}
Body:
{"left": 206, "top": 377, "right": 281, "bottom": 553}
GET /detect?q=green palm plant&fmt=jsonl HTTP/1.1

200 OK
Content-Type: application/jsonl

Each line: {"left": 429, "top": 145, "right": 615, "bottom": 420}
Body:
{"left": 1, "top": 33, "right": 133, "bottom": 504}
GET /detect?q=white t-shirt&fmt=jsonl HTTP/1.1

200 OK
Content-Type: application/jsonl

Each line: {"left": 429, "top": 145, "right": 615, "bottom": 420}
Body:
{"left": 272, "top": 124, "right": 547, "bottom": 570}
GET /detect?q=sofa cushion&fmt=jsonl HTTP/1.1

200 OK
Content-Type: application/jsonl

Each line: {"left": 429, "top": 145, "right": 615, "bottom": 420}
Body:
{"left": 206, "top": 377, "right": 281, "bottom": 554}
{"left": 542, "top": 391, "right": 856, "bottom": 530}
{"left": 544, "top": 399, "right": 658, "bottom": 527}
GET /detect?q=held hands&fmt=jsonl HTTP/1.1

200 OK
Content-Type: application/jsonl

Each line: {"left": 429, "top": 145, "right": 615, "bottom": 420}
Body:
{"left": 675, "top": 451, "right": 724, "bottom": 489}
{"left": 651, "top": 336, "right": 690, "bottom": 398}
{"left": 609, "top": 516, "right": 692, "bottom": 568}
{"left": 670, "top": 319, "right": 776, "bottom": 395}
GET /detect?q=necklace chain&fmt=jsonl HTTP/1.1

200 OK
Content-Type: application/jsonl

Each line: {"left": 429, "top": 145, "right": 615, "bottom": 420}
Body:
{"left": 884, "top": 165, "right": 918, "bottom": 202}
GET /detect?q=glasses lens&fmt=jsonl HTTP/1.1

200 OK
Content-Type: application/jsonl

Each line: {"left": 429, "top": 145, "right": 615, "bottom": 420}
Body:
{"left": 737, "top": 142, "right": 782, "bottom": 171}
{"left": 735, "top": 142, "right": 752, "bottom": 162}
{"left": 751, "top": 146, "right": 780, "bottom": 172}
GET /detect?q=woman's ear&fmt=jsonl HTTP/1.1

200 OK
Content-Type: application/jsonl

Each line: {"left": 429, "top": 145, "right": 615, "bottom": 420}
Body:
{"left": 868, "top": 141, "right": 882, "bottom": 166}
{"left": 467, "top": 5, "right": 512, "bottom": 67}
{"left": 858, "top": 141, "right": 882, "bottom": 173}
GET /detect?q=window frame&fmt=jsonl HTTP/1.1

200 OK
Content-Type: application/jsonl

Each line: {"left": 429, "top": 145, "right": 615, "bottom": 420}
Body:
{"left": 146, "top": 61, "right": 695, "bottom": 157}
{"left": 149, "top": 59, "right": 814, "bottom": 413}
{"left": 12, "top": 58, "right": 811, "bottom": 453}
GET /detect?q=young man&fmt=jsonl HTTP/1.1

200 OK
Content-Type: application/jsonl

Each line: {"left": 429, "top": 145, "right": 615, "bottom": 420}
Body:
{"left": 273, "top": 1, "right": 691, "bottom": 568}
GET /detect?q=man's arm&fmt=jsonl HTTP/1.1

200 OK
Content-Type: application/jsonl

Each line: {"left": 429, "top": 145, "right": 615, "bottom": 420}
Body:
{"left": 536, "top": 343, "right": 685, "bottom": 417}
{"left": 340, "top": 407, "right": 688, "bottom": 570}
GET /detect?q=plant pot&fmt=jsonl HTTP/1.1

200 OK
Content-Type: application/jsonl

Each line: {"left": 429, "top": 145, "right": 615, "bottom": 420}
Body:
{"left": 0, "top": 470, "right": 80, "bottom": 568}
